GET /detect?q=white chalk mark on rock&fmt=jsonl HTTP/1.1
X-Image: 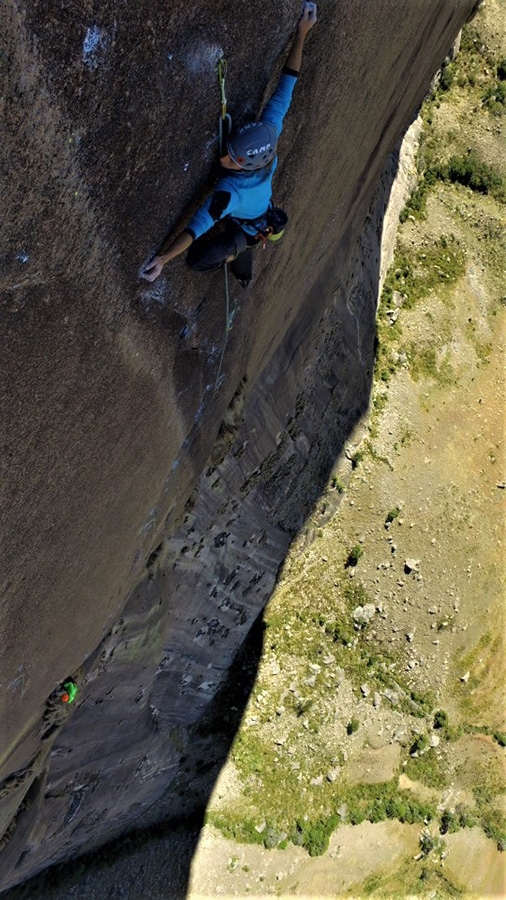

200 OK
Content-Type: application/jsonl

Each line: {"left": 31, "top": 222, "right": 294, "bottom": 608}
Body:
{"left": 139, "top": 278, "right": 168, "bottom": 308}
{"left": 83, "top": 25, "right": 109, "bottom": 69}
{"left": 186, "top": 43, "right": 223, "bottom": 76}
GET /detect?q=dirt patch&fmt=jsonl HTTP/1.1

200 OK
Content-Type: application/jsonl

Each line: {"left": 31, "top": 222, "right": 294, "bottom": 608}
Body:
{"left": 347, "top": 745, "right": 400, "bottom": 785}
{"left": 450, "top": 734, "right": 506, "bottom": 793}
{"left": 398, "top": 774, "right": 441, "bottom": 804}
{"left": 445, "top": 827, "right": 506, "bottom": 897}
{"left": 188, "top": 821, "right": 420, "bottom": 898}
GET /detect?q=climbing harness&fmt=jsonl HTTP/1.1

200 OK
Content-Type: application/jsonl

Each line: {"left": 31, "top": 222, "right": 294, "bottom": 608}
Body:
{"left": 233, "top": 205, "right": 288, "bottom": 248}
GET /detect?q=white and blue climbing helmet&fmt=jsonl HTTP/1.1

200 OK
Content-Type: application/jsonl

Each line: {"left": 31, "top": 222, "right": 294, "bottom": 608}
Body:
{"left": 227, "top": 121, "right": 278, "bottom": 170}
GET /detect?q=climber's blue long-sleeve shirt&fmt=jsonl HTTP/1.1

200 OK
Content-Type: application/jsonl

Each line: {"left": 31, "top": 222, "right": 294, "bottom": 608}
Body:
{"left": 185, "top": 68, "right": 298, "bottom": 240}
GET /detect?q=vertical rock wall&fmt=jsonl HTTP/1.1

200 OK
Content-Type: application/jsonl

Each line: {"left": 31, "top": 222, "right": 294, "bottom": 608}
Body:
{"left": 0, "top": 0, "right": 477, "bottom": 890}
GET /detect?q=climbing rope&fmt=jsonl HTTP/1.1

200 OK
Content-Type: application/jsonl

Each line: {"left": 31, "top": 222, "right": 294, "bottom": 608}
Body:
{"left": 163, "top": 57, "right": 236, "bottom": 487}
{"left": 144, "top": 58, "right": 244, "bottom": 553}
{"left": 213, "top": 262, "right": 232, "bottom": 392}
{"left": 133, "top": 57, "right": 242, "bottom": 583}
{"left": 213, "top": 55, "right": 235, "bottom": 393}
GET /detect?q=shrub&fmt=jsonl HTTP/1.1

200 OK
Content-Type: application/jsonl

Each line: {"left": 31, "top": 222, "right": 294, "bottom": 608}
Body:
{"left": 347, "top": 718, "right": 360, "bottom": 735}
{"left": 263, "top": 826, "right": 282, "bottom": 849}
{"left": 457, "top": 808, "right": 477, "bottom": 829}
{"left": 440, "top": 810, "right": 460, "bottom": 834}
{"left": 443, "top": 722, "right": 462, "bottom": 742}
{"left": 383, "top": 796, "right": 434, "bottom": 824}
{"left": 405, "top": 748, "right": 446, "bottom": 789}
{"left": 445, "top": 153, "right": 505, "bottom": 200}
{"left": 343, "top": 784, "right": 437, "bottom": 830}
{"left": 386, "top": 797, "right": 406, "bottom": 820}
{"left": 345, "top": 545, "right": 364, "bottom": 568}
{"left": 440, "top": 62, "right": 455, "bottom": 91}
{"left": 350, "top": 450, "right": 364, "bottom": 469}
{"left": 331, "top": 475, "right": 345, "bottom": 492}
{"left": 419, "top": 830, "right": 445, "bottom": 857}
{"left": 433, "top": 709, "right": 449, "bottom": 729}
{"left": 410, "top": 690, "right": 434, "bottom": 716}
{"left": 419, "top": 153, "right": 506, "bottom": 203}
{"left": 348, "top": 807, "right": 366, "bottom": 825}
{"left": 292, "top": 815, "right": 338, "bottom": 856}
{"left": 400, "top": 181, "right": 430, "bottom": 221}
{"left": 366, "top": 799, "right": 387, "bottom": 823}
{"left": 326, "top": 620, "right": 354, "bottom": 646}
{"left": 480, "top": 808, "right": 506, "bottom": 850}
{"left": 483, "top": 80, "right": 506, "bottom": 113}
{"left": 211, "top": 815, "right": 265, "bottom": 846}
{"left": 385, "top": 507, "right": 400, "bottom": 524}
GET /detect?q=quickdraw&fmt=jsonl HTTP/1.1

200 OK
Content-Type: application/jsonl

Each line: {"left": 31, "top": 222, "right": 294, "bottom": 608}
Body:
{"left": 217, "top": 56, "right": 232, "bottom": 157}
{"left": 254, "top": 227, "right": 274, "bottom": 249}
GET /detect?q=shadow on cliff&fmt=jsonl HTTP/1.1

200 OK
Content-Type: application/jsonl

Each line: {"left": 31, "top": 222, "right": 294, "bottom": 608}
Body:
{"left": 1, "top": 615, "right": 266, "bottom": 899}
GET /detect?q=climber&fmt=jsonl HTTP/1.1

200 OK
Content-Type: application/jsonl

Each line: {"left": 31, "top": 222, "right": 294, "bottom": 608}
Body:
{"left": 60, "top": 679, "right": 79, "bottom": 704}
{"left": 141, "top": 1, "right": 318, "bottom": 288}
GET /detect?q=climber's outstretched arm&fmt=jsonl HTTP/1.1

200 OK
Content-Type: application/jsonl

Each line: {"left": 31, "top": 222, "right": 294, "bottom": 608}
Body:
{"left": 141, "top": 189, "right": 235, "bottom": 281}
{"left": 286, "top": 2, "right": 318, "bottom": 73}
{"left": 262, "top": 2, "right": 317, "bottom": 133}
{"left": 141, "top": 231, "right": 194, "bottom": 282}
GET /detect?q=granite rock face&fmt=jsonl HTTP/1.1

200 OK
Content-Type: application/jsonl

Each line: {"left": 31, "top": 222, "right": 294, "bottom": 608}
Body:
{"left": 0, "top": 0, "right": 476, "bottom": 890}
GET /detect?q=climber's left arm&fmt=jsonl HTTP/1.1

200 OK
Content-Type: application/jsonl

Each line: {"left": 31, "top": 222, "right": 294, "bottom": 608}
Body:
{"left": 286, "top": 2, "right": 317, "bottom": 73}
{"left": 262, "top": 2, "right": 317, "bottom": 134}
{"left": 140, "top": 189, "right": 236, "bottom": 282}
{"left": 141, "top": 232, "right": 194, "bottom": 281}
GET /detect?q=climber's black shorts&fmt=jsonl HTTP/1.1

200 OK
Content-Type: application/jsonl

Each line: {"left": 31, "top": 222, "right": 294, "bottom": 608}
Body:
{"left": 186, "top": 222, "right": 250, "bottom": 273}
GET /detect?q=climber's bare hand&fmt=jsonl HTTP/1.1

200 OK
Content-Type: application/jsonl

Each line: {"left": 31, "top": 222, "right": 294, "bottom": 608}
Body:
{"left": 298, "top": 2, "right": 317, "bottom": 36}
{"left": 141, "top": 257, "right": 164, "bottom": 282}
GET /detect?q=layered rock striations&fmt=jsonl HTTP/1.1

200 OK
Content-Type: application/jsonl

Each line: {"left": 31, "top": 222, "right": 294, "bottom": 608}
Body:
{"left": 0, "top": 0, "right": 477, "bottom": 890}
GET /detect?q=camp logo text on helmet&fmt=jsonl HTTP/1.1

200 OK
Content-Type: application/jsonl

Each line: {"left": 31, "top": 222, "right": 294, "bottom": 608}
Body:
{"left": 247, "top": 143, "right": 272, "bottom": 157}
{"left": 228, "top": 121, "right": 278, "bottom": 170}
